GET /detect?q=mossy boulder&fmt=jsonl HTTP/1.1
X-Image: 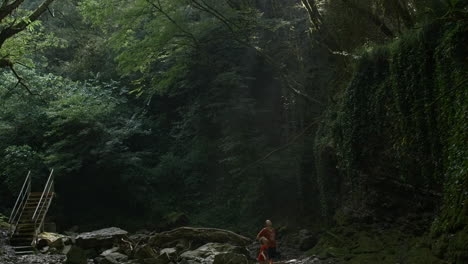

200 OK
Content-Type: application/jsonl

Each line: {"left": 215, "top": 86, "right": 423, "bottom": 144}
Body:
{"left": 308, "top": 224, "right": 447, "bottom": 264}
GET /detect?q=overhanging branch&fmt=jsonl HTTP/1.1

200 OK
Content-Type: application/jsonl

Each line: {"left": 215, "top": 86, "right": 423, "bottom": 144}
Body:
{"left": 0, "top": 0, "right": 56, "bottom": 49}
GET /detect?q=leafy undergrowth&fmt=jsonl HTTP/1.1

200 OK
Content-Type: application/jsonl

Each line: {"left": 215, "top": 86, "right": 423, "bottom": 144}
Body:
{"left": 0, "top": 214, "right": 9, "bottom": 229}
{"left": 307, "top": 224, "right": 447, "bottom": 264}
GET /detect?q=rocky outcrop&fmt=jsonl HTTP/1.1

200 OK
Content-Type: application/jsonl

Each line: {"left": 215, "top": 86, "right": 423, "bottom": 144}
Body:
{"left": 37, "top": 232, "right": 72, "bottom": 251}
{"left": 76, "top": 227, "right": 128, "bottom": 249}
{"left": 96, "top": 247, "right": 128, "bottom": 264}
{"left": 213, "top": 253, "right": 250, "bottom": 264}
{"left": 180, "top": 243, "right": 250, "bottom": 264}
{"left": 0, "top": 225, "right": 260, "bottom": 264}
{"left": 149, "top": 227, "right": 251, "bottom": 249}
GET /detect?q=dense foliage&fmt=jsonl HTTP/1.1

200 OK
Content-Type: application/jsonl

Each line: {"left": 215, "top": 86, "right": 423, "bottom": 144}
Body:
{"left": 314, "top": 19, "right": 467, "bottom": 263}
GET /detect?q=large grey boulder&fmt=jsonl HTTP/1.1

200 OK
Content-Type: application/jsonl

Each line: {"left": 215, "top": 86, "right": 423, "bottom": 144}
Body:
{"left": 76, "top": 227, "right": 128, "bottom": 249}
{"left": 213, "top": 252, "right": 250, "bottom": 264}
{"left": 37, "top": 232, "right": 71, "bottom": 250}
{"left": 160, "top": 247, "right": 178, "bottom": 258}
{"left": 96, "top": 252, "right": 128, "bottom": 264}
{"left": 180, "top": 243, "right": 249, "bottom": 264}
{"left": 149, "top": 227, "right": 251, "bottom": 249}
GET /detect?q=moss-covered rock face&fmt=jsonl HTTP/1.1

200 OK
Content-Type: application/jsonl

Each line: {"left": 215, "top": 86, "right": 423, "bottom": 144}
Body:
{"left": 307, "top": 224, "right": 448, "bottom": 264}
{"left": 314, "top": 20, "right": 467, "bottom": 264}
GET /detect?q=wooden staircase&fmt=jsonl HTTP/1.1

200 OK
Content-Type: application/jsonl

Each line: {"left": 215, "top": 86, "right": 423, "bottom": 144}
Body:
{"left": 8, "top": 170, "right": 55, "bottom": 255}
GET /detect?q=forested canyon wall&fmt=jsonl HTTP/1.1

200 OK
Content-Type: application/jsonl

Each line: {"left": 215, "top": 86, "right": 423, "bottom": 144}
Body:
{"left": 314, "top": 20, "right": 467, "bottom": 263}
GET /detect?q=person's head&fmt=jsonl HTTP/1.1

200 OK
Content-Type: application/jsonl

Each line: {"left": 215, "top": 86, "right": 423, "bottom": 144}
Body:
{"left": 265, "top": 219, "right": 273, "bottom": 227}
{"left": 260, "top": 236, "right": 269, "bottom": 245}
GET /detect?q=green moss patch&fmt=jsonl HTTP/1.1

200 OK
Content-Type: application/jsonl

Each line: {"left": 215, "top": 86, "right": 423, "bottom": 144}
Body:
{"left": 314, "top": 19, "right": 467, "bottom": 264}
{"left": 308, "top": 224, "right": 447, "bottom": 264}
{"left": 0, "top": 214, "right": 10, "bottom": 229}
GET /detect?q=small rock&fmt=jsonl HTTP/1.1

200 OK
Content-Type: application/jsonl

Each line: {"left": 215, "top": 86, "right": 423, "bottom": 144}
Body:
{"left": 101, "top": 247, "right": 119, "bottom": 256}
{"left": 160, "top": 248, "right": 177, "bottom": 258}
{"left": 153, "top": 251, "right": 171, "bottom": 264}
{"left": 40, "top": 246, "right": 50, "bottom": 253}
{"left": 96, "top": 252, "right": 128, "bottom": 264}
{"left": 134, "top": 245, "right": 158, "bottom": 259}
{"left": 63, "top": 245, "right": 73, "bottom": 255}
{"left": 180, "top": 243, "right": 249, "bottom": 264}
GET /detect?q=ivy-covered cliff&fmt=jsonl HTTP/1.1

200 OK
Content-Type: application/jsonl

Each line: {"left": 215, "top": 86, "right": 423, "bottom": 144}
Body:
{"left": 314, "top": 20, "right": 467, "bottom": 263}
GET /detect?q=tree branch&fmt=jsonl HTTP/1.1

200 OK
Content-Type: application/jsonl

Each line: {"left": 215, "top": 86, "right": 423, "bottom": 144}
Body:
{"left": 0, "top": 0, "right": 25, "bottom": 23}
{"left": 8, "top": 64, "right": 37, "bottom": 96}
{"left": 301, "top": 0, "right": 343, "bottom": 53}
{"left": 145, "top": 0, "right": 199, "bottom": 47}
{"left": 0, "top": 0, "right": 56, "bottom": 49}
{"left": 189, "top": 0, "right": 324, "bottom": 104}
{"left": 341, "top": 0, "right": 394, "bottom": 38}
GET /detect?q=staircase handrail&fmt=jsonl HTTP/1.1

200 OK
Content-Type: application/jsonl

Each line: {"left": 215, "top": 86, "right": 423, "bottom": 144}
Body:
{"left": 32, "top": 169, "right": 54, "bottom": 242}
{"left": 31, "top": 169, "right": 54, "bottom": 245}
{"left": 8, "top": 171, "right": 31, "bottom": 234}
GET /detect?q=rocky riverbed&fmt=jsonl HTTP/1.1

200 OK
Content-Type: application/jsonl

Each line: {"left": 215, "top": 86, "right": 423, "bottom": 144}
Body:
{"left": 0, "top": 225, "right": 337, "bottom": 264}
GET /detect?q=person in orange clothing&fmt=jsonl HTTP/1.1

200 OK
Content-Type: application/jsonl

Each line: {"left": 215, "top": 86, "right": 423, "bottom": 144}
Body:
{"left": 257, "top": 237, "right": 269, "bottom": 264}
{"left": 256, "top": 220, "right": 277, "bottom": 264}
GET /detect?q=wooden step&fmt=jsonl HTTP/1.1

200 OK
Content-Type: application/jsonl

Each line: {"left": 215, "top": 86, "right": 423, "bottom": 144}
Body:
{"left": 13, "top": 235, "right": 35, "bottom": 239}
{"left": 27, "top": 195, "right": 53, "bottom": 198}
{"left": 20, "top": 210, "right": 46, "bottom": 215}
{"left": 27, "top": 196, "right": 53, "bottom": 199}
{"left": 23, "top": 204, "right": 40, "bottom": 208}
{"left": 11, "top": 240, "right": 33, "bottom": 244}
{"left": 11, "top": 240, "right": 33, "bottom": 243}
{"left": 14, "top": 230, "right": 35, "bottom": 234}
{"left": 11, "top": 237, "right": 34, "bottom": 241}
{"left": 22, "top": 207, "right": 47, "bottom": 211}
{"left": 24, "top": 207, "right": 47, "bottom": 211}
{"left": 16, "top": 223, "right": 35, "bottom": 227}
{"left": 25, "top": 202, "right": 51, "bottom": 205}
{"left": 12, "top": 234, "right": 34, "bottom": 238}
{"left": 14, "top": 229, "right": 35, "bottom": 232}
{"left": 16, "top": 225, "right": 35, "bottom": 228}
{"left": 25, "top": 207, "right": 48, "bottom": 211}
{"left": 15, "top": 251, "right": 35, "bottom": 255}
{"left": 22, "top": 205, "right": 46, "bottom": 209}
{"left": 29, "top": 192, "right": 53, "bottom": 197}
{"left": 26, "top": 198, "right": 52, "bottom": 202}
{"left": 11, "top": 238, "right": 34, "bottom": 243}
{"left": 12, "top": 246, "right": 33, "bottom": 249}
{"left": 13, "top": 245, "right": 35, "bottom": 254}
{"left": 16, "top": 226, "right": 35, "bottom": 230}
